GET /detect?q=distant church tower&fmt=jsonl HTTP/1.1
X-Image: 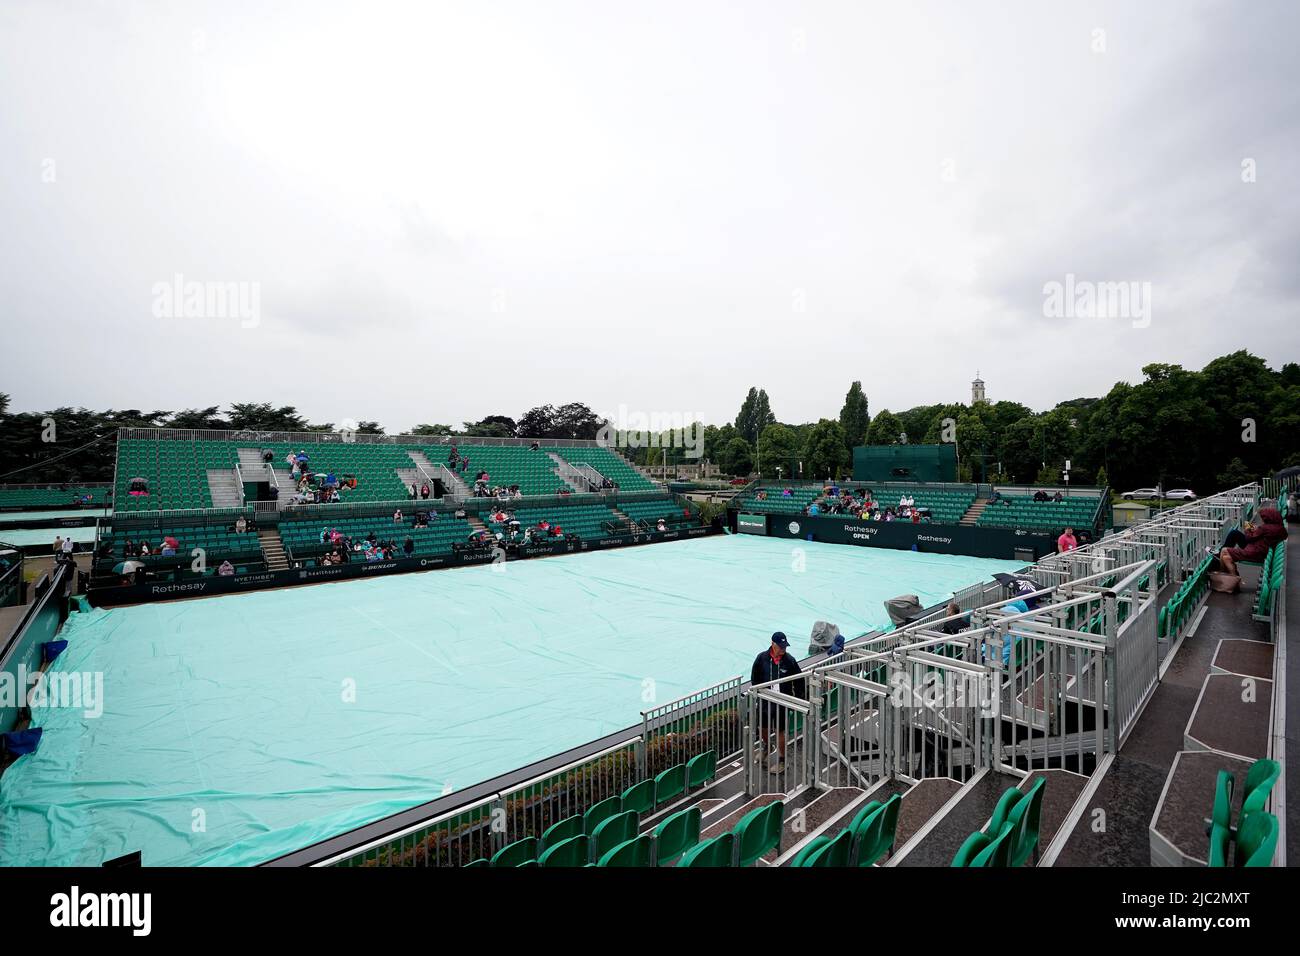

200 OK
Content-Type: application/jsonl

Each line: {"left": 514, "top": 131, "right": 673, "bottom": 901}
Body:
{"left": 971, "top": 372, "right": 987, "bottom": 405}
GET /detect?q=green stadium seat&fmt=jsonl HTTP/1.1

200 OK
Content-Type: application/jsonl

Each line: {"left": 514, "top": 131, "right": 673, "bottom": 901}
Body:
{"left": 970, "top": 823, "right": 1015, "bottom": 867}
{"left": 1240, "top": 759, "right": 1281, "bottom": 820}
{"left": 583, "top": 796, "right": 622, "bottom": 836}
{"left": 685, "top": 750, "right": 717, "bottom": 789}
{"left": 590, "top": 810, "right": 639, "bottom": 861}
{"left": 852, "top": 793, "right": 901, "bottom": 866}
{"left": 1006, "top": 777, "right": 1046, "bottom": 868}
{"left": 654, "top": 763, "right": 686, "bottom": 805}
{"left": 1238, "top": 812, "right": 1278, "bottom": 867}
{"left": 620, "top": 778, "right": 655, "bottom": 816}
{"left": 733, "top": 800, "right": 783, "bottom": 866}
{"left": 679, "top": 832, "right": 734, "bottom": 867}
{"left": 790, "top": 835, "right": 830, "bottom": 867}
{"left": 538, "top": 834, "right": 589, "bottom": 868}
{"left": 540, "top": 814, "right": 583, "bottom": 851}
{"left": 951, "top": 831, "right": 990, "bottom": 867}
{"left": 490, "top": 836, "right": 537, "bottom": 868}
{"left": 653, "top": 806, "right": 702, "bottom": 866}
{"left": 598, "top": 834, "right": 654, "bottom": 867}
{"left": 800, "top": 827, "right": 854, "bottom": 867}
{"left": 988, "top": 786, "right": 1022, "bottom": 837}
{"left": 1207, "top": 770, "right": 1234, "bottom": 834}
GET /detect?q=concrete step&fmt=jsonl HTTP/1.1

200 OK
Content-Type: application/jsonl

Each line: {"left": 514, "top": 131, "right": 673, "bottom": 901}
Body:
{"left": 257, "top": 528, "right": 289, "bottom": 571}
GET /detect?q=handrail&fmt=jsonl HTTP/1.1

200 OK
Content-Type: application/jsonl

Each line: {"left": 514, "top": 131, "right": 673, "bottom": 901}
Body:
{"left": 118, "top": 426, "right": 602, "bottom": 448}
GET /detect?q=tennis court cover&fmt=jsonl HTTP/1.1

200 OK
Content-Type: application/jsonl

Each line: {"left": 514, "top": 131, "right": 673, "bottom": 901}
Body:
{"left": 0, "top": 534, "right": 1021, "bottom": 865}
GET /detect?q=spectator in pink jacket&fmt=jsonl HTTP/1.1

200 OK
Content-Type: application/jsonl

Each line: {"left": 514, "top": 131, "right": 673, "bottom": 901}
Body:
{"left": 1057, "top": 527, "right": 1078, "bottom": 553}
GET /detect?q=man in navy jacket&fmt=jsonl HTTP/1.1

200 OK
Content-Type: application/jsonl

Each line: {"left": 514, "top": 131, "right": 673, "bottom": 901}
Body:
{"left": 750, "top": 632, "right": 805, "bottom": 773}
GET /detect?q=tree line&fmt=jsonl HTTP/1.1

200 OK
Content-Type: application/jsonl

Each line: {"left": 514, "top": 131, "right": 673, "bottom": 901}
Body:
{"left": 2, "top": 350, "right": 1297, "bottom": 492}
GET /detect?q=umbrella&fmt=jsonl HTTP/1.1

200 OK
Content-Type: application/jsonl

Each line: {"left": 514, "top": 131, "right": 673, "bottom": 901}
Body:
{"left": 1274, "top": 466, "right": 1300, "bottom": 480}
{"left": 164, "top": 536, "right": 179, "bottom": 548}
{"left": 113, "top": 560, "right": 144, "bottom": 574}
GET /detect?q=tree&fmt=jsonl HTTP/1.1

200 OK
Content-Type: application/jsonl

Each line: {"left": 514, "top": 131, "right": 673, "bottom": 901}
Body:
{"left": 356, "top": 421, "right": 385, "bottom": 434}
{"left": 167, "top": 406, "right": 228, "bottom": 430}
{"left": 226, "top": 403, "right": 310, "bottom": 432}
{"left": 866, "top": 409, "right": 903, "bottom": 445}
{"left": 805, "top": 419, "right": 849, "bottom": 479}
{"left": 409, "top": 423, "right": 456, "bottom": 436}
{"left": 517, "top": 405, "right": 558, "bottom": 438}
{"left": 552, "top": 403, "right": 605, "bottom": 440}
{"left": 757, "top": 423, "right": 800, "bottom": 479}
{"left": 462, "top": 419, "right": 514, "bottom": 438}
{"left": 1216, "top": 457, "right": 1254, "bottom": 489}
{"left": 838, "top": 382, "right": 870, "bottom": 454}
{"left": 735, "top": 387, "right": 776, "bottom": 445}
{"left": 719, "top": 436, "right": 754, "bottom": 476}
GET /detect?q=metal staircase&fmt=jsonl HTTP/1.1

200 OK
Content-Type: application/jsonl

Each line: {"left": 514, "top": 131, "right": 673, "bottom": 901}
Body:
{"left": 257, "top": 527, "right": 289, "bottom": 571}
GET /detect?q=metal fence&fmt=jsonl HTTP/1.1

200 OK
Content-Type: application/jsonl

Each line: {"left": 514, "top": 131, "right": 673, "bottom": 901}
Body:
{"left": 118, "top": 427, "right": 602, "bottom": 449}
{"left": 640, "top": 677, "right": 744, "bottom": 776}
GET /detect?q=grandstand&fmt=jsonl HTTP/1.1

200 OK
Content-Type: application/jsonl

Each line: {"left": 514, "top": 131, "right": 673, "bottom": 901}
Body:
{"left": 732, "top": 479, "right": 1106, "bottom": 539}
{"left": 0, "top": 483, "right": 110, "bottom": 511}
{"left": 80, "top": 429, "right": 688, "bottom": 596}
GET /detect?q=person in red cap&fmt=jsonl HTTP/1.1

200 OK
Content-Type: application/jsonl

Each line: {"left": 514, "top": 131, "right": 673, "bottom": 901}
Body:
{"left": 750, "top": 632, "right": 804, "bottom": 773}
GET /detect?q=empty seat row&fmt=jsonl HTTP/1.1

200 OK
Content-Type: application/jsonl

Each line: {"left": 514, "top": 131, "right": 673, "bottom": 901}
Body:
{"left": 951, "top": 777, "right": 1045, "bottom": 867}
{"left": 1208, "top": 758, "right": 1279, "bottom": 867}
{"left": 465, "top": 751, "right": 718, "bottom": 867}
{"left": 790, "top": 791, "right": 902, "bottom": 867}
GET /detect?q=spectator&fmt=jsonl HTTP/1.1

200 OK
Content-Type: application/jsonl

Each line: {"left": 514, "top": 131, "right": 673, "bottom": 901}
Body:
{"left": 393, "top": 509, "right": 404, "bottom": 524}
{"left": 420, "top": 483, "right": 430, "bottom": 500}
{"left": 53, "top": 535, "right": 64, "bottom": 555}
{"left": 939, "top": 602, "right": 970, "bottom": 635}
{"left": 750, "top": 632, "right": 804, "bottom": 773}
{"left": 656, "top": 518, "right": 667, "bottom": 532}
{"left": 410, "top": 483, "right": 418, "bottom": 499}
{"left": 1057, "top": 527, "right": 1078, "bottom": 553}
{"left": 218, "top": 560, "right": 235, "bottom": 576}
{"left": 61, "top": 536, "right": 76, "bottom": 558}
{"left": 235, "top": 515, "right": 248, "bottom": 534}
{"left": 1053, "top": 491, "right": 1064, "bottom": 503}
{"left": 1213, "top": 506, "right": 1287, "bottom": 575}
{"left": 403, "top": 536, "right": 415, "bottom": 556}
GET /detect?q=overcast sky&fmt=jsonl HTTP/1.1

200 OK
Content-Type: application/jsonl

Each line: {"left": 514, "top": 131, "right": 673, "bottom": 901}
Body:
{"left": 2, "top": 0, "right": 1296, "bottom": 433}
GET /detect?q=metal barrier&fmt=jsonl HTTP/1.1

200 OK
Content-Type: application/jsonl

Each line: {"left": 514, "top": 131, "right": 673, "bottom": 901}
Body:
{"left": 320, "top": 737, "right": 640, "bottom": 867}
{"left": 118, "top": 426, "right": 602, "bottom": 449}
{"left": 0, "top": 545, "right": 23, "bottom": 609}
{"left": 640, "top": 677, "right": 743, "bottom": 777}
{"left": 745, "top": 679, "right": 814, "bottom": 796}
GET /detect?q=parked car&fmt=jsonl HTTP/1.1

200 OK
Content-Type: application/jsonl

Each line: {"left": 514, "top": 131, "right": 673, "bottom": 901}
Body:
{"left": 1122, "top": 487, "right": 1161, "bottom": 500}
{"left": 1162, "top": 488, "right": 1197, "bottom": 501}
{"left": 728, "top": 477, "right": 751, "bottom": 485}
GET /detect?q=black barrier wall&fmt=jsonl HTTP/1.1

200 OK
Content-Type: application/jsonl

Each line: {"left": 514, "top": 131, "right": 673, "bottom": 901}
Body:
{"left": 756, "top": 513, "right": 1057, "bottom": 560}
{"left": 0, "top": 563, "right": 72, "bottom": 733}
